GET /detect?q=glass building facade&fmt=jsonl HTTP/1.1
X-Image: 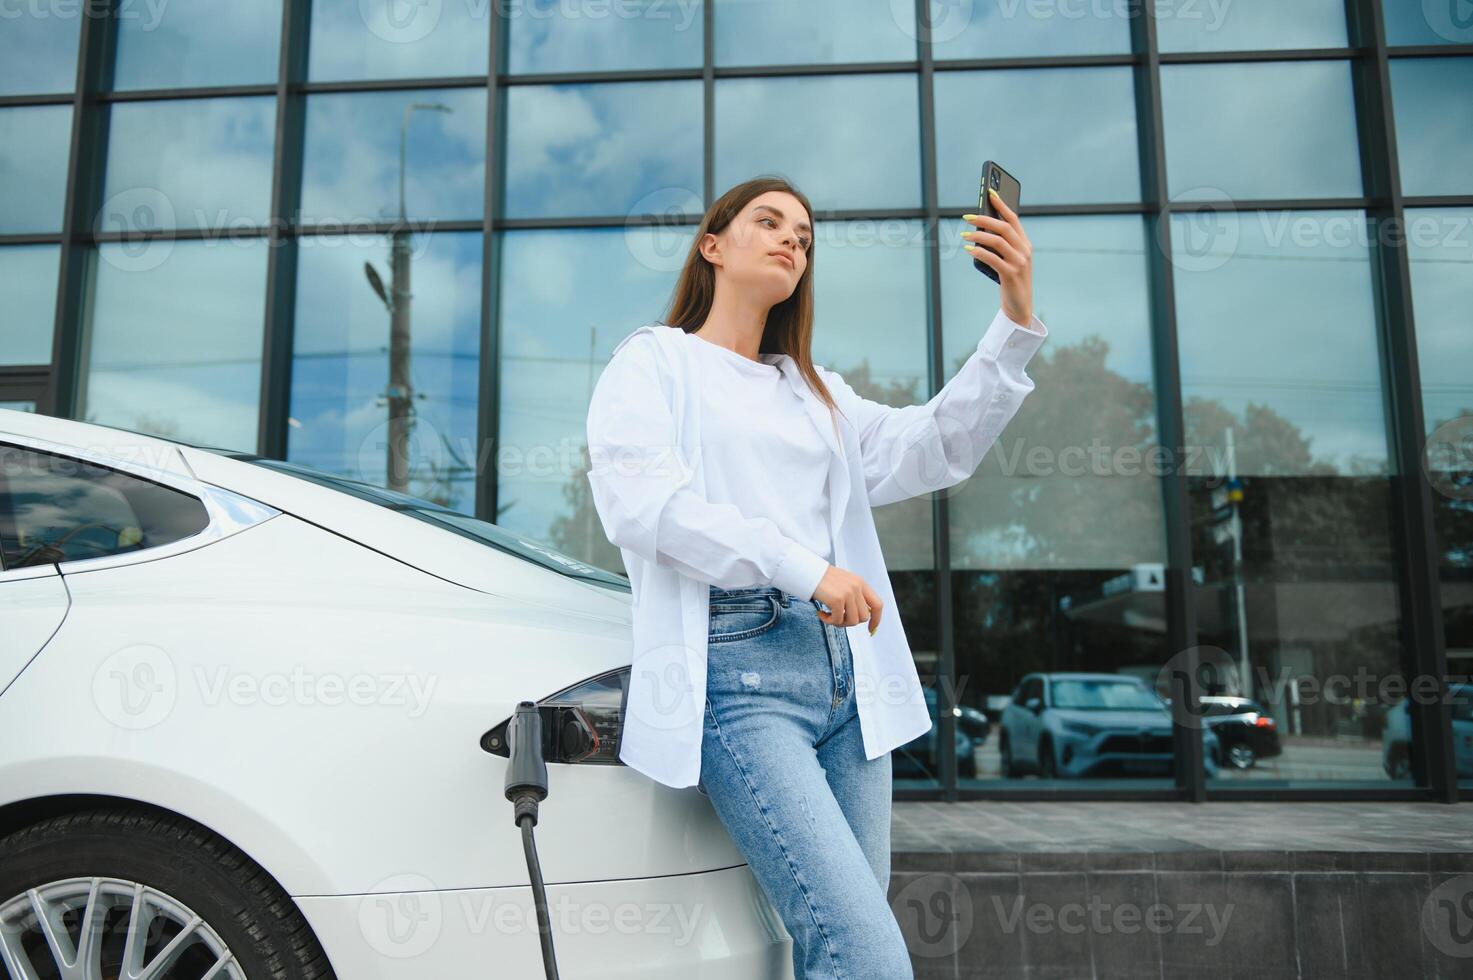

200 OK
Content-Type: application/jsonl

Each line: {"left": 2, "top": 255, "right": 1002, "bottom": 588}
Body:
{"left": 2, "top": 0, "right": 1469, "bottom": 802}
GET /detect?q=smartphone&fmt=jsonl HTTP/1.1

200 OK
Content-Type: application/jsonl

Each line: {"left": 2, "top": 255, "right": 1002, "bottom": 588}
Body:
{"left": 973, "top": 161, "right": 1021, "bottom": 283}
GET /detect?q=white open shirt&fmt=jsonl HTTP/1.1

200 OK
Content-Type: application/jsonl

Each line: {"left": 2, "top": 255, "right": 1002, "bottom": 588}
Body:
{"left": 585, "top": 306, "right": 1049, "bottom": 789}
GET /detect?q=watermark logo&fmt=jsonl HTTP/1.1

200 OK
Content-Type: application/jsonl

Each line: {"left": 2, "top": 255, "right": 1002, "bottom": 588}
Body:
{"left": 1423, "top": 0, "right": 1473, "bottom": 43}
{"left": 1423, "top": 875, "right": 1473, "bottom": 958}
{"left": 355, "top": 413, "right": 447, "bottom": 488}
{"left": 360, "top": 0, "right": 443, "bottom": 44}
{"left": 96, "top": 186, "right": 177, "bottom": 273}
{"left": 892, "top": 0, "right": 974, "bottom": 45}
{"left": 624, "top": 186, "right": 703, "bottom": 274}
{"left": 92, "top": 643, "right": 178, "bottom": 730}
{"left": 1164, "top": 188, "right": 1239, "bottom": 274}
{"left": 359, "top": 872, "right": 443, "bottom": 958}
{"left": 1425, "top": 415, "right": 1473, "bottom": 502}
{"left": 1156, "top": 645, "right": 1234, "bottom": 729}
{"left": 893, "top": 873, "right": 974, "bottom": 958}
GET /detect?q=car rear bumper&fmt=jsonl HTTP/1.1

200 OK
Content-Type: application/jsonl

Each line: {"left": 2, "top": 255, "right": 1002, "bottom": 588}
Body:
{"left": 294, "top": 863, "right": 793, "bottom": 979}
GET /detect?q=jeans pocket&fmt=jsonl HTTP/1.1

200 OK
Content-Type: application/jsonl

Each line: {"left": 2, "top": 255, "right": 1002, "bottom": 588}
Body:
{"left": 707, "top": 593, "right": 780, "bottom": 643}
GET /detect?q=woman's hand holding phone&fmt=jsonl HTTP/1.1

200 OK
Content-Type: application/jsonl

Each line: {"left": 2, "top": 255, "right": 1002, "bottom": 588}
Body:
{"left": 963, "top": 187, "right": 1035, "bottom": 329}
{"left": 811, "top": 565, "right": 884, "bottom": 635}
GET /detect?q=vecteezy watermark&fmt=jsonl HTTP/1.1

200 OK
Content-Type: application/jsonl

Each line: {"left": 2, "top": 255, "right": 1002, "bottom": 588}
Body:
{"left": 93, "top": 185, "right": 444, "bottom": 273}
{"left": 1424, "top": 875, "right": 1473, "bottom": 959}
{"left": 92, "top": 644, "right": 441, "bottom": 728}
{"left": 192, "top": 664, "right": 439, "bottom": 718}
{"left": 356, "top": 0, "right": 702, "bottom": 45}
{"left": 1422, "top": 0, "right": 1473, "bottom": 43}
{"left": 356, "top": 870, "right": 707, "bottom": 959}
{"left": 0, "top": 0, "right": 169, "bottom": 31}
{"left": 892, "top": 873, "right": 975, "bottom": 959}
{"left": 893, "top": 872, "right": 1236, "bottom": 957}
{"left": 93, "top": 643, "right": 179, "bottom": 730}
{"left": 1157, "top": 644, "right": 1473, "bottom": 729}
{"left": 991, "top": 893, "right": 1234, "bottom": 946}
{"left": 1424, "top": 415, "right": 1473, "bottom": 502}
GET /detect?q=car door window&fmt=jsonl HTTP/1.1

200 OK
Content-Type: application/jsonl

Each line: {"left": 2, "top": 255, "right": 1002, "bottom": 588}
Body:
{"left": 0, "top": 443, "right": 209, "bottom": 569}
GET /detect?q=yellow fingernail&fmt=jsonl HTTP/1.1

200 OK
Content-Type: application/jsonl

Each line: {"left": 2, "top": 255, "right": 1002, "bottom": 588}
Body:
{"left": 988, "top": 187, "right": 1000, "bottom": 200}
{"left": 869, "top": 626, "right": 878, "bottom": 636}
{"left": 962, "top": 213, "right": 978, "bottom": 220}
{"left": 959, "top": 230, "right": 971, "bottom": 238}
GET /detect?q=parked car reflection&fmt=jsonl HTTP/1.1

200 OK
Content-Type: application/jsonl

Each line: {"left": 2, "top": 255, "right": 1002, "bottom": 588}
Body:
{"left": 999, "top": 672, "right": 1220, "bottom": 779}
{"left": 1198, "top": 695, "right": 1283, "bottom": 770}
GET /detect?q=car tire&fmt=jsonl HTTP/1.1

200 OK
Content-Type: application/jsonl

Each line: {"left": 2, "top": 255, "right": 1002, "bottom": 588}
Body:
{"left": 999, "top": 735, "right": 1018, "bottom": 779}
{"left": 1227, "top": 742, "right": 1257, "bottom": 770}
{"left": 0, "top": 805, "right": 337, "bottom": 980}
{"left": 1037, "top": 737, "right": 1057, "bottom": 779}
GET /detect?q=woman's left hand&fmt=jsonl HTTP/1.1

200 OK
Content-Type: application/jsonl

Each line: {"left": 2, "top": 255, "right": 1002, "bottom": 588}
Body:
{"left": 963, "top": 188, "right": 1034, "bottom": 328}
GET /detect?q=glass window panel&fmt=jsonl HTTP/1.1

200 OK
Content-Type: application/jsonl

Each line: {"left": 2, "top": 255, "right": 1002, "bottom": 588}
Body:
{"left": 1406, "top": 206, "right": 1473, "bottom": 786}
{"left": 935, "top": 66, "right": 1139, "bottom": 207}
{"left": 300, "top": 88, "right": 485, "bottom": 226}
{"left": 0, "top": 245, "right": 61, "bottom": 366}
{"left": 100, "top": 97, "right": 276, "bottom": 232}
{"left": 0, "top": 7, "right": 80, "bottom": 95}
{"left": 502, "top": 80, "right": 702, "bottom": 219}
{"left": 0, "top": 106, "right": 72, "bottom": 234}
{"left": 308, "top": 0, "right": 488, "bottom": 81}
{"left": 287, "top": 231, "right": 482, "bottom": 516}
{"left": 80, "top": 239, "right": 269, "bottom": 451}
{"left": 0, "top": 402, "right": 37, "bottom": 413}
{"left": 941, "top": 214, "right": 1170, "bottom": 787}
{"left": 929, "top": 0, "right": 1130, "bottom": 58}
{"left": 1161, "top": 61, "right": 1361, "bottom": 202}
{"left": 1156, "top": 0, "right": 1347, "bottom": 52}
{"left": 498, "top": 225, "right": 695, "bottom": 566}
{"left": 1172, "top": 209, "right": 1409, "bottom": 786}
{"left": 113, "top": 0, "right": 282, "bottom": 90}
{"left": 1384, "top": 2, "right": 1473, "bottom": 46}
{"left": 715, "top": 74, "right": 920, "bottom": 211}
{"left": 715, "top": 0, "right": 914, "bottom": 66}
{"left": 1390, "top": 57, "right": 1473, "bottom": 198}
{"left": 507, "top": 0, "right": 703, "bottom": 73}
{"left": 0, "top": 444, "right": 210, "bottom": 569}
{"left": 810, "top": 218, "right": 934, "bottom": 573}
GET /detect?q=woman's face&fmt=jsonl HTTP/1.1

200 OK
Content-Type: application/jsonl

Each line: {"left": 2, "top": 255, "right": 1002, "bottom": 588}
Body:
{"left": 707, "top": 190, "right": 811, "bottom": 301}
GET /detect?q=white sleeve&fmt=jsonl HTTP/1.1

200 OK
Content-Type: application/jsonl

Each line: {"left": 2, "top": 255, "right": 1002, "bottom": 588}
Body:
{"left": 585, "top": 334, "right": 832, "bottom": 600}
{"left": 823, "top": 306, "right": 1049, "bottom": 508}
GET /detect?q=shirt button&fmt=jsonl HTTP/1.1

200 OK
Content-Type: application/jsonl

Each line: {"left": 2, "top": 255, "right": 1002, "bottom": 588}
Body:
{"left": 994, "top": 392, "right": 1007, "bottom": 402}
{"left": 1007, "top": 338, "right": 1017, "bottom": 348}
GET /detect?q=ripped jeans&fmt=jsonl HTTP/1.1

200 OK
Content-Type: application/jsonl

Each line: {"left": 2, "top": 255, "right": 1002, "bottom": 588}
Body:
{"left": 697, "top": 584, "right": 913, "bottom": 980}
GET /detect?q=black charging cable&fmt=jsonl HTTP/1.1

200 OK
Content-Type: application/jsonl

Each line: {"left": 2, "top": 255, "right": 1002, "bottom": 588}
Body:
{"left": 504, "top": 701, "right": 560, "bottom": 979}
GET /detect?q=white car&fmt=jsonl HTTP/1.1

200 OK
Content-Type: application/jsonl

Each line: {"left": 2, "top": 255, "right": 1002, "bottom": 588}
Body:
{"left": 0, "top": 409, "right": 792, "bottom": 979}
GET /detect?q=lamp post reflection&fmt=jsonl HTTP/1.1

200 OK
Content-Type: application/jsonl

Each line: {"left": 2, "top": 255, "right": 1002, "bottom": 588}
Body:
{"left": 363, "top": 101, "right": 452, "bottom": 493}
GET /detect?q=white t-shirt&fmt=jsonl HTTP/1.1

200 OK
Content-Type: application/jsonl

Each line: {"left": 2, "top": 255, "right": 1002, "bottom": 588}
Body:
{"left": 678, "top": 327, "right": 834, "bottom": 597}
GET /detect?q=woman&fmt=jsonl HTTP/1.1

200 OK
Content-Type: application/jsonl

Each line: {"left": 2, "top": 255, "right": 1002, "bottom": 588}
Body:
{"left": 585, "top": 175, "right": 1047, "bottom": 978}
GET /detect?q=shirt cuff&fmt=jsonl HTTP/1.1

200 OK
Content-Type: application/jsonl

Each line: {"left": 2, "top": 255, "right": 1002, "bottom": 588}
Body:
{"left": 978, "top": 306, "right": 1049, "bottom": 364}
{"left": 771, "top": 540, "right": 831, "bottom": 602}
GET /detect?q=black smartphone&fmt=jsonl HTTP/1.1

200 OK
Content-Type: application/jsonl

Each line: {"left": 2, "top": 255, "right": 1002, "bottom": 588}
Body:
{"left": 973, "top": 161, "right": 1021, "bottom": 283}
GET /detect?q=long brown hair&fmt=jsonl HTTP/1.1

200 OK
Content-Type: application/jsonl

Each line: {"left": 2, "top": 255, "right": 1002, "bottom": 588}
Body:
{"left": 660, "top": 176, "right": 843, "bottom": 438}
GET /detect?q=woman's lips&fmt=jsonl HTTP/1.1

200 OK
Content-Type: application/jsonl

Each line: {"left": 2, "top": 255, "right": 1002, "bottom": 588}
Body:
{"left": 770, "top": 252, "right": 794, "bottom": 269}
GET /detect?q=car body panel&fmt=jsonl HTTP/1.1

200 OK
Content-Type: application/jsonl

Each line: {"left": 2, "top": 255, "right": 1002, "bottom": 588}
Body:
{"left": 294, "top": 864, "right": 792, "bottom": 979}
{"left": 0, "top": 566, "right": 69, "bottom": 695}
{"left": 0, "top": 504, "right": 745, "bottom": 897}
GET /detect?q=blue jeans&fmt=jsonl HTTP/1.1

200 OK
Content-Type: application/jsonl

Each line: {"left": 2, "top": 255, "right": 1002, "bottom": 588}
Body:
{"left": 697, "top": 584, "right": 913, "bottom": 980}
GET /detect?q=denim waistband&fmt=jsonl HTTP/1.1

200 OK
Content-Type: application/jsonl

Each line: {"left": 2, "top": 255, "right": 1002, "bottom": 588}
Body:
{"left": 708, "top": 583, "right": 798, "bottom": 607}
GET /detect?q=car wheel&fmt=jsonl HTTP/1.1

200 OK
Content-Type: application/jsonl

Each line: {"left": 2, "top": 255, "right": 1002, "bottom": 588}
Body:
{"left": 1388, "top": 752, "right": 1413, "bottom": 781}
{"left": 0, "top": 805, "right": 336, "bottom": 980}
{"left": 1227, "top": 742, "right": 1257, "bottom": 769}
{"left": 1037, "top": 737, "right": 1056, "bottom": 779}
{"left": 999, "top": 736, "right": 1018, "bottom": 779}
